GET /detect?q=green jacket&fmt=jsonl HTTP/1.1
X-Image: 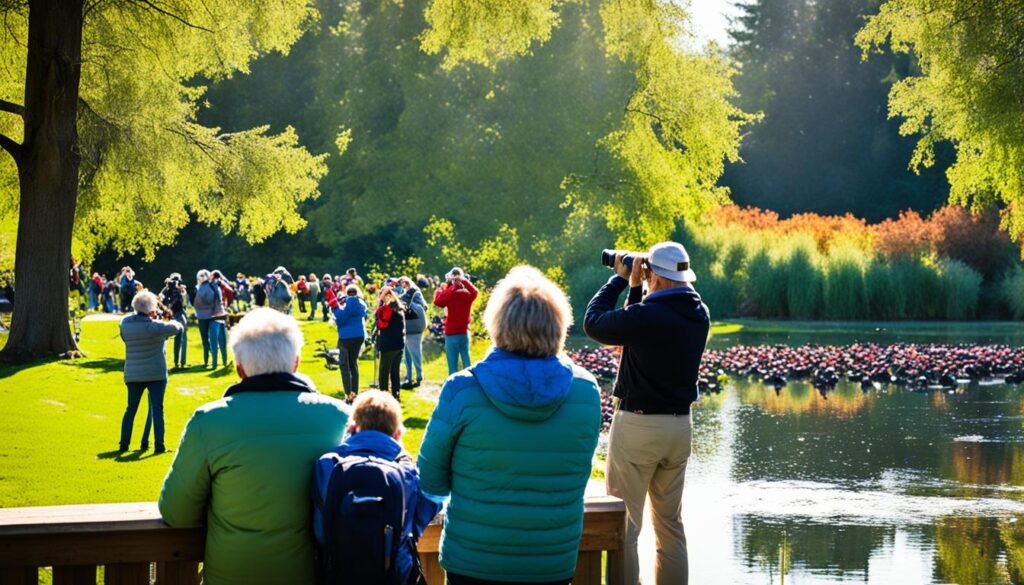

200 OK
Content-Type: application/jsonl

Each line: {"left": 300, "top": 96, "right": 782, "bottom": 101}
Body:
{"left": 417, "top": 348, "right": 602, "bottom": 581}
{"left": 159, "top": 373, "right": 349, "bottom": 585}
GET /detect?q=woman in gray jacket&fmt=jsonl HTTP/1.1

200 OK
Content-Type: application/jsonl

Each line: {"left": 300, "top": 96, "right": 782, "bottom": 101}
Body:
{"left": 119, "top": 290, "right": 182, "bottom": 453}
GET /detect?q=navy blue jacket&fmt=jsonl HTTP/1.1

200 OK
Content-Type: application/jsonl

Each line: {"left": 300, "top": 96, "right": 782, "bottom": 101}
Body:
{"left": 583, "top": 276, "right": 710, "bottom": 414}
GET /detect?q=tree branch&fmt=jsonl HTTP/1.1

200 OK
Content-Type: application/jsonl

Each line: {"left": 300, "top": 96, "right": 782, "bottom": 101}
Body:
{"left": 130, "top": 0, "right": 213, "bottom": 33}
{"left": 0, "top": 98, "right": 24, "bottom": 117}
{"left": 0, "top": 131, "right": 21, "bottom": 161}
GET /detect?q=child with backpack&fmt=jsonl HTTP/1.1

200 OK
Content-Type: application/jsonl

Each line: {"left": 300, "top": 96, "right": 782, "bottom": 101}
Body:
{"left": 312, "top": 391, "right": 442, "bottom": 585}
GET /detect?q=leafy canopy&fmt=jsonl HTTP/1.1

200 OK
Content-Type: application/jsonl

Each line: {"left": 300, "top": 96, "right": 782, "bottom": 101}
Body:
{"left": 857, "top": 0, "right": 1024, "bottom": 240}
{"left": 0, "top": 0, "right": 331, "bottom": 261}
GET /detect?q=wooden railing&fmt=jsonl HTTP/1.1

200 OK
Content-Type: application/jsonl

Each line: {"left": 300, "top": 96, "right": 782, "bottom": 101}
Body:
{"left": 0, "top": 496, "right": 625, "bottom": 584}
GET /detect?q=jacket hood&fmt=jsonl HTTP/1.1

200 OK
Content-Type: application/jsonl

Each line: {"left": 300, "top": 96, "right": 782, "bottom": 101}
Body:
{"left": 471, "top": 348, "right": 575, "bottom": 422}
{"left": 647, "top": 287, "right": 708, "bottom": 324}
{"left": 334, "top": 430, "right": 403, "bottom": 461}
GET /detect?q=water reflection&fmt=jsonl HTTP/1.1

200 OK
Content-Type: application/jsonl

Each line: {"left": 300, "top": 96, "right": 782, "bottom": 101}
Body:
{"left": 681, "top": 349, "right": 1024, "bottom": 584}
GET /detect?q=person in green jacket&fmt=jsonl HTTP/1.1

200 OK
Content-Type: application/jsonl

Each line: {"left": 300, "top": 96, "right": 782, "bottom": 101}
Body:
{"left": 159, "top": 308, "right": 349, "bottom": 585}
{"left": 417, "top": 266, "right": 603, "bottom": 584}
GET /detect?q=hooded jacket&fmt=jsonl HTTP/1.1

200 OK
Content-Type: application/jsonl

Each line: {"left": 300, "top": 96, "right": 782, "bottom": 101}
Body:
{"left": 193, "top": 281, "right": 223, "bottom": 320}
{"left": 583, "top": 275, "right": 710, "bottom": 414}
{"left": 159, "top": 373, "right": 349, "bottom": 585}
{"left": 401, "top": 288, "right": 427, "bottom": 335}
{"left": 331, "top": 296, "right": 367, "bottom": 341}
{"left": 417, "top": 348, "right": 602, "bottom": 581}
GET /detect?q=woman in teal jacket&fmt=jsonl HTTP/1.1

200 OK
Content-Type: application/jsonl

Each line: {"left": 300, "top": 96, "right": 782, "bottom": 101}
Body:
{"left": 417, "top": 266, "right": 602, "bottom": 584}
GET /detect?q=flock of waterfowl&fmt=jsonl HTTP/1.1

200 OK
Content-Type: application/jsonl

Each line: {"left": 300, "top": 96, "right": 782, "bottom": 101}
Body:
{"left": 569, "top": 342, "right": 1024, "bottom": 398}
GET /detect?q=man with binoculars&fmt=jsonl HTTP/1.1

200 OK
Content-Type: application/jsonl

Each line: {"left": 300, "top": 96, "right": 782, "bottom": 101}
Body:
{"left": 584, "top": 241, "right": 710, "bottom": 585}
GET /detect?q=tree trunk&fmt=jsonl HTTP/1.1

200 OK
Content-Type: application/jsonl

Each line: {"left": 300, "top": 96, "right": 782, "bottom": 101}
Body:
{"left": 0, "top": 0, "right": 84, "bottom": 362}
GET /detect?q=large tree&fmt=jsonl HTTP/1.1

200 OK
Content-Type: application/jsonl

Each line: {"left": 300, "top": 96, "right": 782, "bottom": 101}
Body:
{"left": 0, "top": 0, "right": 328, "bottom": 361}
{"left": 724, "top": 0, "right": 952, "bottom": 220}
{"left": 857, "top": 0, "right": 1024, "bottom": 239}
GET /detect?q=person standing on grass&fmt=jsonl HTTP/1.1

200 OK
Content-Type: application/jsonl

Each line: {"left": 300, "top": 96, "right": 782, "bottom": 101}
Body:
{"left": 374, "top": 285, "right": 406, "bottom": 401}
{"left": 209, "top": 270, "right": 231, "bottom": 368}
{"left": 417, "top": 266, "right": 602, "bottom": 584}
{"left": 332, "top": 284, "right": 368, "bottom": 401}
{"left": 192, "top": 269, "right": 218, "bottom": 368}
{"left": 159, "top": 308, "right": 349, "bottom": 585}
{"left": 159, "top": 273, "right": 189, "bottom": 369}
{"left": 119, "top": 290, "right": 182, "bottom": 453}
{"left": 306, "top": 273, "right": 320, "bottom": 321}
{"left": 398, "top": 276, "right": 426, "bottom": 389}
{"left": 583, "top": 242, "right": 709, "bottom": 585}
{"left": 433, "top": 267, "right": 478, "bottom": 374}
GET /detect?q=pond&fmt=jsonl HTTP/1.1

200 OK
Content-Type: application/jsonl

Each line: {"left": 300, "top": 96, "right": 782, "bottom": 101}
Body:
{"left": 672, "top": 324, "right": 1024, "bottom": 585}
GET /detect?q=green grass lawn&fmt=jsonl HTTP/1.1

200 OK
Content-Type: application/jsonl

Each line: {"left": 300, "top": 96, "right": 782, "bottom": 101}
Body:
{"left": 0, "top": 317, "right": 487, "bottom": 508}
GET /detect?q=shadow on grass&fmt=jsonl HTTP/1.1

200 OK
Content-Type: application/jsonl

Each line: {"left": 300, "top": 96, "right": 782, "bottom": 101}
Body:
{"left": 404, "top": 416, "right": 428, "bottom": 430}
{"left": 208, "top": 365, "right": 234, "bottom": 378}
{"left": 74, "top": 358, "right": 124, "bottom": 373}
{"left": 96, "top": 449, "right": 174, "bottom": 463}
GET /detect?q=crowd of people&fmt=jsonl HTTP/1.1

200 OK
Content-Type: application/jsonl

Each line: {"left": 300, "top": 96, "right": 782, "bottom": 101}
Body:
{"left": 108, "top": 240, "right": 709, "bottom": 584}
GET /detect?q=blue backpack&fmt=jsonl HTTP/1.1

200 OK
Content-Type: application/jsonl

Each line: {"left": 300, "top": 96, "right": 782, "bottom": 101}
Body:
{"left": 313, "top": 451, "right": 421, "bottom": 584}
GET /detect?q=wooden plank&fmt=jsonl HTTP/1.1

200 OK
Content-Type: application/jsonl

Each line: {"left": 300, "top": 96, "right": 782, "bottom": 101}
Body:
{"left": 418, "top": 523, "right": 441, "bottom": 553}
{"left": 419, "top": 553, "right": 444, "bottom": 585}
{"left": 606, "top": 548, "right": 625, "bottom": 585}
{"left": 579, "top": 511, "right": 626, "bottom": 551}
{"left": 156, "top": 560, "right": 199, "bottom": 585}
{"left": 0, "top": 503, "right": 164, "bottom": 535}
{"left": 0, "top": 566, "right": 37, "bottom": 585}
{"left": 572, "top": 550, "right": 602, "bottom": 585}
{"left": 0, "top": 528, "right": 204, "bottom": 567}
{"left": 104, "top": 562, "right": 150, "bottom": 585}
{"left": 53, "top": 565, "right": 96, "bottom": 585}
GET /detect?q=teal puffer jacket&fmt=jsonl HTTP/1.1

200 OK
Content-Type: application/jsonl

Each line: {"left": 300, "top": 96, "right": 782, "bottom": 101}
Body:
{"left": 417, "top": 348, "right": 602, "bottom": 581}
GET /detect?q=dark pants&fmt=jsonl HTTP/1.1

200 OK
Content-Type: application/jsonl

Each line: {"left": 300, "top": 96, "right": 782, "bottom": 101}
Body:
{"left": 298, "top": 292, "right": 307, "bottom": 313}
{"left": 378, "top": 349, "right": 403, "bottom": 399}
{"left": 338, "top": 337, "right": 363, "bottom": 396}
{"left": 197, "top": 318, "right": 212, "bottom": 365}
{"left": 447, "top": 575, "right": 571, "bottom": 585}
{"left": 120, "top": 380, "right": 166, "bottom": 450}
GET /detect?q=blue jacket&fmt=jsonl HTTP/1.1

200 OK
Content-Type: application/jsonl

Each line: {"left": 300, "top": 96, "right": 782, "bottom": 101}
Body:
{"left": 417, "top": 348, "right": 602, "bottom": 581}
{"left": 313, "top": 430, "right": 441, "bottom": 583}
{"left": 332, "top": 297, "right": 367, "bottom": 340}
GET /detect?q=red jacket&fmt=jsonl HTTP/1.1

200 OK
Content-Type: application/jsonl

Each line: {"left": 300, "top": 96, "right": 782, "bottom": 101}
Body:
{"left": 433, "top": 277, "right": 478, "bottom": 335}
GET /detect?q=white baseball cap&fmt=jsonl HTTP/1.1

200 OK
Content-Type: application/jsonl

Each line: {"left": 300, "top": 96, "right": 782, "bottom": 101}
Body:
{"left": 648, "top": 242, "right": 696, "bottom": 283}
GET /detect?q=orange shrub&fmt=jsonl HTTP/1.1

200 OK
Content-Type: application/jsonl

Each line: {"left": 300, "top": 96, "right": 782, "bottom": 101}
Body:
{"left": 872, "top": 210, "right": 935, "bottom": 260}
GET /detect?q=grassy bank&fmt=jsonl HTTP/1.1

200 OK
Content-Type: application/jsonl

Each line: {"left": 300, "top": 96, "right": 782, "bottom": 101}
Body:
{"left": 0, "top": 317, "right": 487, "bottom": 508}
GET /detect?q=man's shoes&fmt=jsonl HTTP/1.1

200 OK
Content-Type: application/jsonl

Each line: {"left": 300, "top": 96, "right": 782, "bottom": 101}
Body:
{"left": 414, "top": 378, "right": 422, "bottom": 387}
{"left": 154, "top": 446, "right": 167, "bottom": 454}
{"left": 400, "top": 381, "right": 414, "bottom": 390}
{"left": 140, "top": 443, "right": 148, "bottom": 451}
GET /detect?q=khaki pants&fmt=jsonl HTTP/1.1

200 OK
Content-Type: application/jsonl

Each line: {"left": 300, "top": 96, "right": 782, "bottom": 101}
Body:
{"left": 606, "top": 409, "right": 692, "bottom": 585}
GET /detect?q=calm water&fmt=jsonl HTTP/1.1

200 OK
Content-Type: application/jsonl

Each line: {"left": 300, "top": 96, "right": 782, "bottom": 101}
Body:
{"left": 667, "top": 326, "right": 1024, "bottom": 584}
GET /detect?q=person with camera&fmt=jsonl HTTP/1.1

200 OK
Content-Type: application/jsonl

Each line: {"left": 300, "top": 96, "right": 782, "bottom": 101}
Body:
{"left": 398, "top": 276, "right": 427, "bottom": 389}
{"left": 209, "top": 270, "right": 231, "bottom": 367}
{"left": 583, "top": 242, "right": 709, "bottom": 585}
{"left": 268, "top": 269, "right": 293, "bottom": 314}
{"left": 331, "top": 284, "right": 367, "bottom": 401}
{"left": 159, "top": 273, "right": 190, "bottom": 369}
{"left": 119, "top": 290, "right": 183, "bottom": 453}
{"left": 433, "top": 267, "right": 479, "bottom": 375}
{"left": 193, "top": 269, "right": 221, "bottom": 368}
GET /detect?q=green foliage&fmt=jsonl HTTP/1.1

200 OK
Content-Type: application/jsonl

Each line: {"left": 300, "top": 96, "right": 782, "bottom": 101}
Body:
{"left": 564, "top": 1, "right": 756, "bottom": 249}
{"left": 823, "top": 246, "right": 868, "bottom": 320}
{"left": 782, "top": 236, "right": 822, "bottom": 319}
{"left": 0, "top": 0, "right": 329, "bottom": 261}
{"left": 421, "top": 0, "right": 560, "bottom": 69}
{"left": 900, "top": 259, "right": 941, "bottom": 320}
{"left": 424, "top": 216, "right": 523, "bottom": 285}
{"left": 935, "top": 258, "right": 982, "bottom": 320}
{"left": 857, "top": 0, "right": 1024, "bottom": 240}
{"left": 744, "top": 247, "right": 787, "bottom": 318}
{"left": 864, "top": 262, "right": 907, "bottom": 321}
{"left": 999, "top": 267, "right": 1024, "bottom": 320}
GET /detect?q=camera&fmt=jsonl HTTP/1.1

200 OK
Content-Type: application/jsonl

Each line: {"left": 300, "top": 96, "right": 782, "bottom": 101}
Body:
{"left": 602, "top": 249, "right": 647, "bottom": 270}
